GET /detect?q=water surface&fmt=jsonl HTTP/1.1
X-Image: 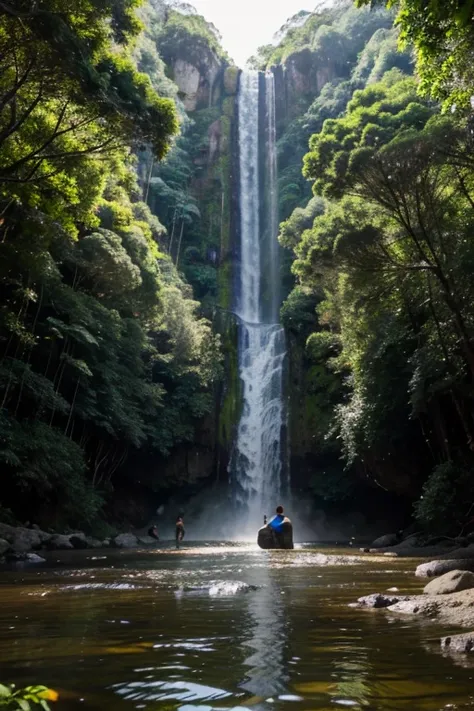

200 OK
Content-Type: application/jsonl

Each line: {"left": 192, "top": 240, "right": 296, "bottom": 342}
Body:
{"left": 1, "top": 543, "right": 473, "bottom": 711}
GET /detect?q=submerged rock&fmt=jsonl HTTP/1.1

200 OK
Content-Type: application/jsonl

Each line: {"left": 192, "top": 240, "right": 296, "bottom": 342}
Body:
{"left": 424, "top": 570, "right": 474, "bottom": 595}
{"left": 176, "top": 581, "right": 258, "bottom": 596}
{"left": 356, "top": 593, "right": 405, "bottom": 608}
{"left": 441, "top": 632, "right": 474, "bottom": 653}
{"left": 416, "top": 559, "right": 474, "bottom": 578}
{"left": 113, "top": 533, "right": 138, "bottom": 549}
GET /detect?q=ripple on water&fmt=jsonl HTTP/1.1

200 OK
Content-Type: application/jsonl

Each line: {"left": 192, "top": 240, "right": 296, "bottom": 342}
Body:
{"left": 112, "top": 680, "right": 232, "bottom": 703}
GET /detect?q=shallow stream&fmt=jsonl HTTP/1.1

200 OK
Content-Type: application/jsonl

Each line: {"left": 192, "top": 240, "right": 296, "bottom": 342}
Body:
{"left": 1, "top": 544, "right": 474, "bottom": 711}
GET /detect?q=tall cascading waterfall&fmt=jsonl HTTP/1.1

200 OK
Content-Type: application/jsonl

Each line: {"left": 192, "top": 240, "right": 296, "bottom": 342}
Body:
{"left": 230, "top": 70, "right": 287, "bottom": 532}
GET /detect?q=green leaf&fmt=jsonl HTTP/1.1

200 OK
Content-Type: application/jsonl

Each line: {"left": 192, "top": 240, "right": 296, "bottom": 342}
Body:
{"left": 0, "top": 685, "right": 12, "bottom": 699}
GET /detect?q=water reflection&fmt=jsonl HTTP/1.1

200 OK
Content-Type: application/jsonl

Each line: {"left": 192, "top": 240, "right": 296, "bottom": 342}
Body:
{"left": 240, "top": 558, "right": 288, "bottom": 698}
{"left": 113, "top": 679, "right": 231, "bottom": 703}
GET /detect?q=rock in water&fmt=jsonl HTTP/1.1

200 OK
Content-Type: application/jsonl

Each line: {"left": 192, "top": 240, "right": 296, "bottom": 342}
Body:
{"left": 356, "top": 593, "right": 405, "bottom": 608}
{"left": 441, "top": 632, "right": 474, "bottom": 653}
{"left": 423, "top": 570, "right": 474, "bottom": 595}
{"left": 5, "top": 551, "right": 46, "bottom": 563}
{"left": 257, "top": 521, "right": 294, "bottom": 549}
{"left": 113, "top": 533, "right": 139, "bottom": 549}
{"left": 416, "top": 559, "right": 474, "bottom": 578}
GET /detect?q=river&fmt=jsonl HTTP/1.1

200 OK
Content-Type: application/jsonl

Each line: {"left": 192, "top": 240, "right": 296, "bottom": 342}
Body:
{"left": 1, "top": 544, "right": 473, "bottom": 711}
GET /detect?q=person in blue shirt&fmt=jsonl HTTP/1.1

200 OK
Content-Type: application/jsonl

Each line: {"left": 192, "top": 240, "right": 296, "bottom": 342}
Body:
{"left": 258, "top": 505, "right": 294, "bottom": 549}
{"left": 268, "top": 505, "right": 286, "bottom": 534}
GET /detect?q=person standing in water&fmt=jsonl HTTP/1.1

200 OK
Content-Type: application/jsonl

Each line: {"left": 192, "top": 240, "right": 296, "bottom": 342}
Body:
{"left": 175, "top": 515, "right": 185, "bottom": 548}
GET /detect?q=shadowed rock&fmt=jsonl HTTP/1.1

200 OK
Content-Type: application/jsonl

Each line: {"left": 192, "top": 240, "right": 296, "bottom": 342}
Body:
{"left": 257, "top": 520, "right": 294, "bottom": 549}
{"left": 371, "top": 533, "right": 399, "bottom": 548}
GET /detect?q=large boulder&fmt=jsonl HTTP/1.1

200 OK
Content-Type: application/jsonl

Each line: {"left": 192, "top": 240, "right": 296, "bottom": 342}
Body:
{"left": 10, "top": 528, "right": 43, "bottom": 552}
{"left": 0, "top": 523, "right": 17, "bottom": 542}
{"left": 113, "top": 533, "right": 138, "bottom": 549}
{"left": 257, "top": 521, "right": 294, "bottom": 550}
{"left": 438, "top": 544, "right": 474, "bottom": 560}
{"left": 371, "top": 533, "right": 399, "bottom": 548}
{"left": 424, "top": 570, "right": 474, "bottom": 595}
{"left": 416, "top": 559, "right": 474, "bottom": 578}
{"left": 46, "top": 534, "right": 74, "bottom": 551}
{"left": 0, "top": 524, "right": 50, "bottom": 547}
{"left": 69, "top": 533, "right": 88, "bottom": 550}
{"left": 0, "top": 538, "right": 9, "bottom": 556}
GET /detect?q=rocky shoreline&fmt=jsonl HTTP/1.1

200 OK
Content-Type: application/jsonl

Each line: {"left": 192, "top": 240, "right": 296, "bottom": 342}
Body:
{"left": 0, "top": 524, "right": 158, "bottom": 563}
{"left": 355, "top": 532, "right": 474, "bottom": 655}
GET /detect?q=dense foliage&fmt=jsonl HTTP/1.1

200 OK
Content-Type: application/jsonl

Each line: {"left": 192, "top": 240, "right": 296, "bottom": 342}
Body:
{"left": 0, "top": 0, "right": 222, "bottom": 529}
{"left": 356, "top": 0, "right": 474, "bottom": 109}
{"left": 267, "top": 2, "right": 413, "bottom": 229}
{"left": 280, "top": 1, "right": 474, "bottom": 531}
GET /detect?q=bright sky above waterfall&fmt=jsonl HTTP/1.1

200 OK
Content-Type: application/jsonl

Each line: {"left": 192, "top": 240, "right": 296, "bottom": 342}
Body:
{"left": 190, "top": 0, "right": 315, "bottom": 67}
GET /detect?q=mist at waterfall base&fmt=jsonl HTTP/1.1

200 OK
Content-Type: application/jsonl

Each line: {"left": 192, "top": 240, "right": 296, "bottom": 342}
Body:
{"left": 154, "top": 486, "right": 387, "bottom": 543}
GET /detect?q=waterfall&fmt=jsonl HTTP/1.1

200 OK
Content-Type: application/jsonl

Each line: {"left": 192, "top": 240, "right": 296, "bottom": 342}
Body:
{"left": 230, "top": 70, "right": 287, "bottom": 531}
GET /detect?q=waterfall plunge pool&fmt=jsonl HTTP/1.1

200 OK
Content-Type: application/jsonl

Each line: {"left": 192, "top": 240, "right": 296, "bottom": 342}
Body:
{"left": 0, "top": 544, "right": 473, "bottom": 711}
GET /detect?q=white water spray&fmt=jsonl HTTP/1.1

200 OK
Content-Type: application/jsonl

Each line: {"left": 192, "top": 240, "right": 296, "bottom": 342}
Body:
{"left": 230, "top": 71, "right": 287, "bottom": 531}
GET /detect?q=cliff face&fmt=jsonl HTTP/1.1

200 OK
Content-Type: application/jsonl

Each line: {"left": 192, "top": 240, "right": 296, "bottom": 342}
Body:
{"left": 142, "top": 11, "right": 241, "bottom": 496}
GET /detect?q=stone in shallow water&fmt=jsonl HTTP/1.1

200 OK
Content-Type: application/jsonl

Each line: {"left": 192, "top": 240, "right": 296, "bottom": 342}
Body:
{"left": 356, "top": 593, "right": 404, "bottom": 609}
{"left": 257, "top": 521, "right": 294, "bottom": 550}
{"left": 424, "top": 569, "right": 474, "bottom": 595}
{"left": 441, "top": 632, "right": 474, "bottom": 652}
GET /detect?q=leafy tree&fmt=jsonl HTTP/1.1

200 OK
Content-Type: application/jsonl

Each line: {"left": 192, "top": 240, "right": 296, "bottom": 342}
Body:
{"left": 0, "top": 0, "right": 223, "bottom": 529}
{"left": 355, "top": 0, "right": 474, "bottom": 108}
